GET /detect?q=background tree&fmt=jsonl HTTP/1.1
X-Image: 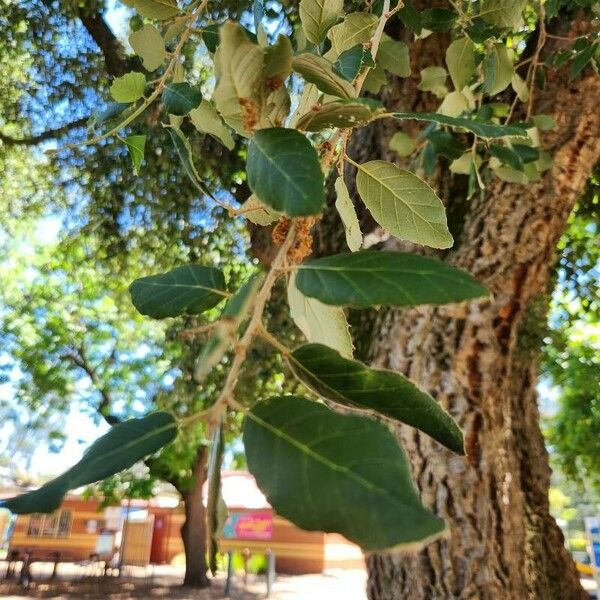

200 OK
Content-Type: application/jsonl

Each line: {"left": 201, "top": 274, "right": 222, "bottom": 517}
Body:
{"left": 0, "top": 1, "right": 599, "bottom": 599}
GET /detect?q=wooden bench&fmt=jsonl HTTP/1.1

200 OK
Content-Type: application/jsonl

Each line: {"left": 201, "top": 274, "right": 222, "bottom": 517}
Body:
{"left": 3, "top": 549, "right": 75, "bottom": 587}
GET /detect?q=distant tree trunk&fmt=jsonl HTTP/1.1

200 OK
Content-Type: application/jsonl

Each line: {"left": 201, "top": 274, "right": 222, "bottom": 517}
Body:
{"left": 361, "top": 51, "right": 600, "bottom": 600}
{"left": 179, "top": 447, "right": 210, "bottom": 588}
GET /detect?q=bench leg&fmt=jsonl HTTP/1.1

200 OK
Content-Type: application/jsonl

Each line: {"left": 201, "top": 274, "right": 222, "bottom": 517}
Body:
{"left": 19, "top": 553, "right": 32, "bottom": 588}
{"left": 51, "top": 553, "right": 60, "bottom": 580}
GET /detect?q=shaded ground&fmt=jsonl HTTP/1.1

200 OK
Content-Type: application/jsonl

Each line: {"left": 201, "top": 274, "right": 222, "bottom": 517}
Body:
{"left": 0, "top": 564, "right": 368, "bottom": 599}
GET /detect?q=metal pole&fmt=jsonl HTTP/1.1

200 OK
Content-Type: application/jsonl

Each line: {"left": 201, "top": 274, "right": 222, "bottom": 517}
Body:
{"left": 224, "top": 550, "right": 234, "bottom": 596}
{"left": 266, "top": 549, "right": 275, "bottom": 598}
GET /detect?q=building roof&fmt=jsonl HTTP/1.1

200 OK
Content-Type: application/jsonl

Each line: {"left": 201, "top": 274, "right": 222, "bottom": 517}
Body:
{"left": 1, "top": 471, "right": 271, "bottom": 511}
{"left": 218, "top": 471, "right": 270, "bottom": 510}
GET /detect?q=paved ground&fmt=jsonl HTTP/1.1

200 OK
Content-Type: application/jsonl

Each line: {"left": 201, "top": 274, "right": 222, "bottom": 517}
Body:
{"left": 0, "top": 563, "right": 368, "bottom": 600}
{"left": 1, "top": 563, "right": 595, "bottom": 599}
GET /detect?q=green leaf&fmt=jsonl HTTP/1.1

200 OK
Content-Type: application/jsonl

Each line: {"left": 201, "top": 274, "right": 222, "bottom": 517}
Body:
{"left": 511, "top": 72, "right": 529, "bottom": 102}
{"left": 110, "top": 72, "right": 146, "bottom": 103}
{"left": 392, "top": 112, "right": 528, "bottom": 139}
{"left": 213, "top": 22, "right": 264, "bottom": 135}
{"left": 295, "top": 250, "right": 489, "bottom": 308}
{"left": 194, "top": 334, "right": 230, "bottom": 382}
{"left": 288, "top": 273, "right": 353, "bottom": 359}
{"left": 163, "top": 82, "right": 202, "bottom": 116}
{"left": 202, "top": 23, "right": 220, "bottom": 53}
{"left": 239, "top": 194, "right": 281, "bottom": 225}
{"left": 88, "top": 102, "right": 130, "bottom": 132}
{"left": 246, "top": 128, "right": 325, "bottom": 217}
{"left": 292, "top": 54, "right": 357, "bottom": 100}
{"left": 129, "top": 24, "right": 166, "bottom": 71}
{"left": 334, "top": 44, "right": 375, "bottom": 81}
{"left": 327, "top": 12, "right": 378, "bottom": 59}
{"left": 166, "top": 126, "right": 206, "bottom": 192}
{"left": 334, "top": 177, "right": 362, "bottom": 252}
{"left": 492, "top": 164, "right": 528, "bottom": 184}
{"left": 479, "top": 0, "right": 526, "bottom": 29}
{"left": 420, "top": 8, "right": 457, "bottom": 32}
{"left": 490, "top": 144, "right": 523, "bottom": 170}
{"left": 389, "top": 131, "right": 416, "bottom": 156}
{"left": 532, "top": 114, "right": 557, "bottom": 131}
{"left": 222, "top": 274, "right": 264, "bottom": 323}
{"left": 290, "top": 83, "right": 321, "bottom": 127}
{"left": 363, "top": 63, "right": 388, "bottom": 94}
{"left": 398, "top": 0, "right": 422, "bottom": 34}
{"left": 1, "top": 413, "right": 176, "bottom": 514}
{"left": 418, "top": 66, "right": 448, "bottom": 98}
{"left": 512, "top": 144, "right": 539, "bottom": 164}
{"left": 195, "top": 274, "right": 264, "bottom": 381}
{"left": 290, "top": 344, "right": 464, "bottom": 453}
{"left": 570, "top": 43, "right": 598, "bottom": 81}
{"left": 299, "top": 0, "right": 344, "bottom": 44}
{"left": 355, "top": 160, "right": 453, "bottom": 248}
{"left": 295, "top": 100, "right": 373, "bottom": 131}
{"left": 445, "top": 37, "right": 475, "bottom": 91}
{"left": 426, "top": 130, "right": 466, "bottom": 160}
{"left": 483, "top": 44, "right": 513, "bottom": 96}
{"left": 244, "top": 396, "right": 446, "bottom": 551}
{"left": 129, "top": 265, "right": 227, "bottom": 319}
{"left": 377, "top": 36, "right": 411, "bottom": 78}
{"left": 134, "top": 0, "right": 179, "bottom": 20}
{"left": 189, "top": 100, "right": 235, "bottom": 150}
{"left": 264, "top": 34, "right": 293, "bottom": 82}
{"left": 465, "top": 18, "right": 502, "bottom": 43}
{"left": 437, "top": 91, "right": 469, "bottom": 118}
{"left": 124, "top": 134, "right": 146, "bottom": 175}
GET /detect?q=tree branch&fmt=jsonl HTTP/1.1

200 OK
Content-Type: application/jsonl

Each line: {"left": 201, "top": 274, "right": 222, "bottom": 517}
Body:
{"left": 0, "top": 117, "right": 88, "bottom": 146}
{"left": 77, "top": 9, "right": 139, "bottom": 77}
{"left": 62, "top": 346, "right": 121, "bottom": 425}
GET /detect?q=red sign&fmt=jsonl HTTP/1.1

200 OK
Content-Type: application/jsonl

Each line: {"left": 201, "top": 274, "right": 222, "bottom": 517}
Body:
{"left": 222, "top": 511, "right": 273, "bottom": 541}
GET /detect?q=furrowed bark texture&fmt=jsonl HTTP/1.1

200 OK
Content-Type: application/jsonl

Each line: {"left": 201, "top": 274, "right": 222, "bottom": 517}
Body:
{"left": 362, "top": 56, "right": 600, "bottom": 600}
{"left": 180, "top": 447, "right": 210, "bottom": 588}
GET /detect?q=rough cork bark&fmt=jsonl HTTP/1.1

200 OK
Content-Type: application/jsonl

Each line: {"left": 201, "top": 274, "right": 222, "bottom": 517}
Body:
{"left": 363, "top": 60, "right": 600, "bottom": 600}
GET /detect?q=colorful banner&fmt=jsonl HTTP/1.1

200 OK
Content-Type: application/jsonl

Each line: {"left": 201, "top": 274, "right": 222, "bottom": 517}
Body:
{"left": 222, "top": 511, "right": 273, "bottom": 541}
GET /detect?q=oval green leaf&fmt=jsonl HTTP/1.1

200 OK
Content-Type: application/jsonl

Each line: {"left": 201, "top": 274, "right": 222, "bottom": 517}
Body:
{"left": 1, "top": 412, "right": 177, "bottom": 514}
{"left": 445, "top": 37, "right": 475, "bottom": 91}
{"left": 355, "top": 160, "right": 453, "bottom": 249}
{"left": 296, "top": 100, "right": 373, "bottom": 131}
{"left": 163, "top": 82, "right": 202, "bottom": 116}
{"left": 292, "top": 54, "right": 357, "bottom": 100}
{"left": 246, "top": 128, "right": 325, "bottom": 217}
{"left": 290, "top": 343, "right": 464, "bottom": 453}
{"left": 129, "top": 24, "right": 166, "bottom": 71}
{"left": 110, "top": 71, "right": 146, "bottom": 103}
{"left": 392, "top": 111, "right": 528, "bottom": 139}
{"left": 299, "top": 0, "right": 344, "bottom": 44}
{"left": 295, "top": 250, "right": 489, "bottom": 308}
{"left": 244, "top": 396, "right": 446, "bottom": 551}
{"left": 129, "top": 265, "right": 227, "bottom": 319}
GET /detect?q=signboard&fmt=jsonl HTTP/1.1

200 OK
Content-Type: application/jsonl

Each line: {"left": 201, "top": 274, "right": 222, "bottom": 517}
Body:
{"left": 222, "top": 511, "right": 273, "bottom": 541}
{"left": 585, "top": 517, "right": 600, "bottom": 567}
{"left": 584, "top": 516, "right": 600, "bottom": 599}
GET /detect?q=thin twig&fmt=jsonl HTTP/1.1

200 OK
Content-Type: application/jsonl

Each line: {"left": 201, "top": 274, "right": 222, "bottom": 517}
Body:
{"left": 526, "top": 2, "right": 547, "bottom": 121}
{"left": 207, "top": 226, "right": 297, "bottom": 424}
{"left": 50, "top": 0, "right": 210, "bottom": 153}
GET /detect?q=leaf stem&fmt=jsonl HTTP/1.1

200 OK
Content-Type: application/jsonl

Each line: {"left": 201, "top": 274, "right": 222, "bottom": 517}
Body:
{"left": 256, "top": 324, "right": 291, "bottom": 357}
{"left": 206, "top": 225, "right": 297, "bottom": 424}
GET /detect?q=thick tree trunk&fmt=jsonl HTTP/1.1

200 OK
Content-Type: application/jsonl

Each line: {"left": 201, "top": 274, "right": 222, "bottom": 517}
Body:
{"left": 363, "top": 66, "right": 600, "bottom": 600}
{"left": 179, "top": 447, "right": 210, "bottom": 588}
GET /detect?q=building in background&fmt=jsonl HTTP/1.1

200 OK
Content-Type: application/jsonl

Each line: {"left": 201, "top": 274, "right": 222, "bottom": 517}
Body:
{"left": 2, "top": 471, "right": 363, "bottom": 574}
